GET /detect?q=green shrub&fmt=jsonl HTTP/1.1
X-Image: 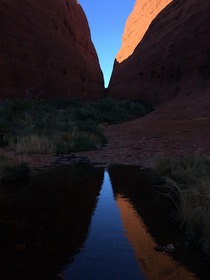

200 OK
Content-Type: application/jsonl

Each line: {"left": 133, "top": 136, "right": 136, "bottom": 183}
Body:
{"left": 49, "top": 97, "right": 82, "bottom": 109}
{"left": 95, "top": 97, "right": 116, "bottom": 112}
{"left": 72, "top": 134, "right": 96, "bottom": 152}
{"left": 0, "top": 97, "right": 152, "bottom": 154}
{"left": 127, "top": 101, "right": 146, "bottom": 117}
{"left": 2, "top": 98, "right": 33, "bottom": 114}
{"left": 105, "top": 106, "right": 129, "bottom": 124}
{"left": 74, "top": 105, "right": 102, "bottom": 123}
{"left": 56, "top": 141, "right": 69, "bottom": 154}
{"left": 76, "top": 119, "right": 101, "bottom": 133}
{"left": 55, "top": 131, "right": 76, "bottom": 154}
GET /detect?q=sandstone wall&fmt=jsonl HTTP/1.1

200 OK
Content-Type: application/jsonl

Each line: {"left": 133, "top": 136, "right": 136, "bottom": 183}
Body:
{"left": 109, "top": 0, "right": 210, "bottom": 106}
{"left": 0, "top": 0, "right": 104, "bottom": 100}
{"left": 116, "top": 0, "right": 172, "bottom": 63}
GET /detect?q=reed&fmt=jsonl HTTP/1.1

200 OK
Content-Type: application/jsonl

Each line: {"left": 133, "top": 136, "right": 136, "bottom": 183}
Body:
{"left": 7, "top": 134, "right": 56, "bottom": 154}
{"left": 156, "top": 154, "right": 210, "bottom": 254}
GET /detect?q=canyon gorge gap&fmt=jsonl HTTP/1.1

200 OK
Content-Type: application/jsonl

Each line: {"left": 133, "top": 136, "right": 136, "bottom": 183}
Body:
{"left": 0, "top": 0, "right": 210, "bottom": 108}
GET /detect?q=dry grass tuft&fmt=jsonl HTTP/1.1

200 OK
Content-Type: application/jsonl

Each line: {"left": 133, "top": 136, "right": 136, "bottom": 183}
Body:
{"left": 7, "top": 135, "right": 56, "bottom": 154}
{"left": 156, "top": 154, "right": 210, "bottom": 254}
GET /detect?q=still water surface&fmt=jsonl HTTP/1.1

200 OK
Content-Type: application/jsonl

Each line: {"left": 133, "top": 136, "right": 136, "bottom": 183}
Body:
{"left": 0, "top": 164, "right": 202, "bottom": 280}
{"left": 62, "top": 167, "right": 197, "bottom": 280}
{"left": 63, "top": 170, "right": 145, "bottom": 280}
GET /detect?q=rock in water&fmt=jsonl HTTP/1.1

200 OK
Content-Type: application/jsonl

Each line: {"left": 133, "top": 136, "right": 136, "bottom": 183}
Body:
{"left": 109, "top": 0, "right": 210, "bottom": 106}
{"left": 0, "top": 0, "right": 104, "bottom": 100}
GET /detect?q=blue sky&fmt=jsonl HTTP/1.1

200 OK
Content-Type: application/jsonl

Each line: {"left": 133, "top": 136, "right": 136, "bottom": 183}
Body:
{"left": 79, "top": 0, "right": 136, "bottom": 87}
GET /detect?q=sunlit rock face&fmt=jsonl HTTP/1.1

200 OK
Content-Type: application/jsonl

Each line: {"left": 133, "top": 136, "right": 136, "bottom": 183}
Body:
{"left": 109, "top": 0, "right": 210, "bottom": 106}
{"left": 0, "top": 0, "right": 104, "bottom": 100}
{"left": 116, "top": 0, "right": 172, "bottom": 63}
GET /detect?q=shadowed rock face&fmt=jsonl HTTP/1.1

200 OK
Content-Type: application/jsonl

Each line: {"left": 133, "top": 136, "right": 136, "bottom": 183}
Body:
{"left": 109, "top": 0, "right": 210, "bottom": 106}
{"left": 0, "top": 0, "right": 104, "bottom": 100}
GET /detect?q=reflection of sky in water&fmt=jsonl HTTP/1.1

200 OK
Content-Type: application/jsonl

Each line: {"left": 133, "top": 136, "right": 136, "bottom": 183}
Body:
{"left": 63, "top": 170, "right": 145, "bottom": 280}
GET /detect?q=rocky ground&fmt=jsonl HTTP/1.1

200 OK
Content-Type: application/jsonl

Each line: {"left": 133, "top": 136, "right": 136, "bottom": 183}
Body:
{"left": 76, "top": 92, "right": 210, "bottom": 168}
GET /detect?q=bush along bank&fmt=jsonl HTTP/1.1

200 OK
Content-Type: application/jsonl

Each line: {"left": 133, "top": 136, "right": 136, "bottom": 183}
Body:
{"left": 0, "top": 97, "right": 153, "bottom": 155}
{"left": 155, "top": 154, "right": 210, "bottom": 256}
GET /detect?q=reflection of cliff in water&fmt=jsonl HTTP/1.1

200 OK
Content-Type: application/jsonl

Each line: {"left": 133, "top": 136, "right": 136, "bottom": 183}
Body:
{"left": 0, "top": 164, "right": 104, "bottom": 280}
{"left": 115, "top": 195, "right": 196, "bottom": 280}
{"left": 109, "top": 166, "right": 209, "bottom": 280}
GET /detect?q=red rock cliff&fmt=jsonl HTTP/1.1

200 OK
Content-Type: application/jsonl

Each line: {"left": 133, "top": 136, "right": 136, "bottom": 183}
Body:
{"left": 116, "top": 0, "right": 172, "bottom": 63}
{"left": 0, "top": 0, "right": 104, "bottom": 100}
{"left": 109, "top": 0, "right": 210, "bottom": 105}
